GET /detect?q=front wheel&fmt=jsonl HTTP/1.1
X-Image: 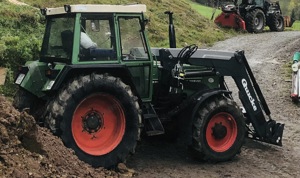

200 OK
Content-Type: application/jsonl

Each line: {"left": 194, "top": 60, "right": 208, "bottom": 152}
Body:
{"left": 268, "top": 14, "right": 284, "bottom": 32}
{"left": 192, "top": 95, "right": 245, "bottom": 162}
{"left": 45, "top": 74, "right": 141, "bottom": 168}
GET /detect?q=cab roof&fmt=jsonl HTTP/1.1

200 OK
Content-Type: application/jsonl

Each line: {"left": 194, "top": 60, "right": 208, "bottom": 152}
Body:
{"left": 42, "top": 4, "right": 147, "bottom": 16}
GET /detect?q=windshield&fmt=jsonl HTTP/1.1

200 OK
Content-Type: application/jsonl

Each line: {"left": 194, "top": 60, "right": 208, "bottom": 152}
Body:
{"left": 119, "top": 17, "right": 148, "bottom": 60}
{"left": 236, "top": 0, "right": 243, "bottom": 5}
{"left": 40, "top": 15, "right": 75, "bottom": 63}
{"left": 79, "top": 14, "right": 116, "bottom": 61}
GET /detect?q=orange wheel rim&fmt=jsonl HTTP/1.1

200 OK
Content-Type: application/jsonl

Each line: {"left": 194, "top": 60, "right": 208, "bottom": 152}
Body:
{"left": 206, "top": 112, "right": 237, "bottom": 152}
{"left": 72, "top": 93, "right": 125, "bottom": 156}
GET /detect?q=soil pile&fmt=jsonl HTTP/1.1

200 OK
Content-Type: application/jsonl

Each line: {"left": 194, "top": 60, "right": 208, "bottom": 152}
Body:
{"left": 0, "top": 96, "right": 130, "bottom": 178}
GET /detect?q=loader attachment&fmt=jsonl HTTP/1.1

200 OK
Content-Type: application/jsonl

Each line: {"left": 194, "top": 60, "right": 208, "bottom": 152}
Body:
{"left": 214, "top": 12, "right": 246, "bottom": 31}
{"left": 191, "top": 50, "right": 284, "bottom": 146}
{"left": 156, "top": 48, "right": 284, "bottom": 146}
{"left": 214, "top": 4, "right": 246, "bottom": 31}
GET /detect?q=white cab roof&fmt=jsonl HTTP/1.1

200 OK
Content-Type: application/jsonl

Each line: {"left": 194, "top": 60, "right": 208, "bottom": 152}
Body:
{"left": 45, "top": 4, "right": 146, "bottom": 16}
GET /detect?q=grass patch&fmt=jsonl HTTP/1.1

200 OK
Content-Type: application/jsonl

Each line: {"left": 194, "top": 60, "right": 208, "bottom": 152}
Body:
{"left": 284, "top": 20, "right": 300, "bottom": 31}
{"left": 291, "top": 21, "right": 300, "bottom": 31}
{"left": 188, "top": 1, "right": 222, "bottom": 20}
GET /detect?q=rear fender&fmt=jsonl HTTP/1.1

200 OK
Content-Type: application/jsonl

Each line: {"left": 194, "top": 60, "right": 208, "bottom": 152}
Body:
{"left": 15, "top": 61, "right": 49, "bottom": 98}
{"left": 191, "top": 89, "right": 232, "bottom": 120}
{"left": 49, "top": 65, "right": 141, "bottom": 99}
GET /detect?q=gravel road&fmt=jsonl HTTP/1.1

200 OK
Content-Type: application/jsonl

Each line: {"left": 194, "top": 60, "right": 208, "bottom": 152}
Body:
{"left": 127, "top": 31, "right": 300, "bottom": 178}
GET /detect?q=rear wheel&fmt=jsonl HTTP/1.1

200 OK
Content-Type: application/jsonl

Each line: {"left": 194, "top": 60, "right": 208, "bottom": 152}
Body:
{"left": 45, "top": 73, "right": 141, "bottom": 168}
{"left": 245, "top": 9, "right": 266, "bottom": 33}
{"left": 192, "top": 95, "right": 245, "bottom": 161}
{"left": 268, "top": 14, "right": 284, "bottom": 32}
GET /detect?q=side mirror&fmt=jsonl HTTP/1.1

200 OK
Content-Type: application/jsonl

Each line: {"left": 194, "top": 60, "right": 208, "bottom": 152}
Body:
{"left": 91, "top": 20, "right": 100, "bottom": 32}
{"left": 140, "top": 13, "right": 149, "bottom": 31}
{"left": 141, "top": 19, "right": 149, "bottom": 31}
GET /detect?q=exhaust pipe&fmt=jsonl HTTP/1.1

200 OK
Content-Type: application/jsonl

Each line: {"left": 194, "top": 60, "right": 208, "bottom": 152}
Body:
{"left": 164, "top": 11, "right": 176, "bottom": 48}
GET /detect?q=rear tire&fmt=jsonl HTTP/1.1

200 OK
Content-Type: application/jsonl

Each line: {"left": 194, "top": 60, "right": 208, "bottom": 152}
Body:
{"left": 245, "top": 9, "right": 266, "bottom": 33}
{"left": 45, "top": 73, "right": 141, "bottom": 168}
{"left": 192, "top": 95, "right": 245, "bottom": 162}
{"left": 268, "top": 14, "right": 284, "bottom": 32}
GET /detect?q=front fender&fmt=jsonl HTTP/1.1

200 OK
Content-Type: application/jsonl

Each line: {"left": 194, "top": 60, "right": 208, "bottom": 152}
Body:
{"left": 245, "top": 5, "right": 256, "bottom": 11}
{"left": 191, "top": 89, "right": 232, "bottom": 120}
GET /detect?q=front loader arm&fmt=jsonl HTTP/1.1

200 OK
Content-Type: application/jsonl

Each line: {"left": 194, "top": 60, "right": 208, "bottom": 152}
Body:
{"left": 158, "top": 48, "right": 284, "bottom": 146}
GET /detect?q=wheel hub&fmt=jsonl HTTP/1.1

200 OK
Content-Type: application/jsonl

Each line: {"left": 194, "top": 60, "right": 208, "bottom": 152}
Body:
{"left": 82, "top": 109, "right": 103, "bottom": 133}
{"left": 254, "top": 18, "right": 259, "bottom": 26}
{"left": 212, "top": 122, "right": 227, "bottom": 139}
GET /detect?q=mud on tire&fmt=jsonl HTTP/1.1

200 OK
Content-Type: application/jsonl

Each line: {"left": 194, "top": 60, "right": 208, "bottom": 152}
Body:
{"left": 45, "top": 73, "right": 141, "bottom": 168}
{"left": 13, "top": 88, "right": 45, "bottom": 120}
{"left": 191, "top": 95, "right": 245, "bottom": 162}
{"left": 245, "top": 9, "right": 266, "bottom": 33}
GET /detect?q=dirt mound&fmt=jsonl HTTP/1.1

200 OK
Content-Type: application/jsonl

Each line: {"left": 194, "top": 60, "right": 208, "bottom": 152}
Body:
{"left": 0, "top": 96, "right": 133, "bottom": 177}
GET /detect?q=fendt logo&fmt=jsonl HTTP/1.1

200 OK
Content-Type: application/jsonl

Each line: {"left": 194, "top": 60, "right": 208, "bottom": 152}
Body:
{"left": 242, "top": 79, "right": 257, "bottom": 111}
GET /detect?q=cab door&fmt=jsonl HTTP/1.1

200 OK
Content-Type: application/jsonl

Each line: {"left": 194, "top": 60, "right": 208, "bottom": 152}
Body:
{"left": 116, "top": 15, "right": 153, "bottom": 101}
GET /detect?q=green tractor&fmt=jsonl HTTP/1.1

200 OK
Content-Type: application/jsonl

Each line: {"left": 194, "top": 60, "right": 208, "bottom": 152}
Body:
{"left": 14, "top": 4, "right": 284, "bottom": 168}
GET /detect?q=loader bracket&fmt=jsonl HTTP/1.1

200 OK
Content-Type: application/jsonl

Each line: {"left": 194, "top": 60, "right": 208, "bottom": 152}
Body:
{"left": 265, "top": 120, "right": 284, "bottom": 146}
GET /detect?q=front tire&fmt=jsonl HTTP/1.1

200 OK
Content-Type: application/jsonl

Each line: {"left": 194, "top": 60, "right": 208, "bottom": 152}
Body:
{"left": 268, "top": 14, "right": 284, "bottom": 32}
{"left": 245, "top": 9, "right": 266, "bottom": 33}
{"left": 192, "top": 95, "right": 245, "bottom": 162}
{"left": 45, "top": 73, "right": 141, "bottom": 168}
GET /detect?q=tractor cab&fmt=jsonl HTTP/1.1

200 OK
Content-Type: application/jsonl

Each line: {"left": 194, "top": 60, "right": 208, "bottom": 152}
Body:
{"left": 40, "top": 5, "right": 149, "bottom": 64}
{"left": 236, "top": 0, "right": 264, "bottom": 6}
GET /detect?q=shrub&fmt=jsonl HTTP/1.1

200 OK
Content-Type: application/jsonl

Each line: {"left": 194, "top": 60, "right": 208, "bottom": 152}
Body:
{"left": 0, "top": 2, "right": 44, "bottom": 96}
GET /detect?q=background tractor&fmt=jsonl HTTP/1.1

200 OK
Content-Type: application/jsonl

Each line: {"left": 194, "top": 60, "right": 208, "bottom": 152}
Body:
{"left": 13, "top": 4, "right": 284, "bottom": 168}
{"left": 215, "top": 0, "right": 285, "bottom": 33}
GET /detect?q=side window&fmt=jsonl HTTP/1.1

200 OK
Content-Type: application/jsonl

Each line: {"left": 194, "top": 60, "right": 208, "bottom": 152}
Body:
{"left": 119, "top": 17, "right": 148, "bottom": 60}
{"left": 41, "top": 17, "right": 75, "bottom": 60}
{"left": 79, "top": 16, "right": 116, "bottom": 61}
{"left": 255, "top": 0, "right": 263, "bottom": 6}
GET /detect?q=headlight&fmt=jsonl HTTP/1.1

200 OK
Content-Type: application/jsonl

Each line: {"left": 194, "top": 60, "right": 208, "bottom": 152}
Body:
{"left": 292, "top": 63, "right": 299, "bottom": 72}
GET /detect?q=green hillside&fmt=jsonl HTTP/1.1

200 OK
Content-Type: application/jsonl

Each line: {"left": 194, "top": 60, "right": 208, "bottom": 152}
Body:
{"left": 0, "top": 0, "right": 233, "bottom": 96}
{"left": 0, "top": 2, "right": 43, "bottom": 67}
